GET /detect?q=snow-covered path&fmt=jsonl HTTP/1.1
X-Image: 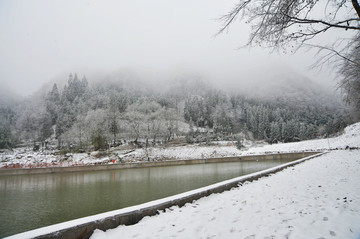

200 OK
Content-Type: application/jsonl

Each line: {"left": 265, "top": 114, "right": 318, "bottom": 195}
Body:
{"left": 91, "top": 150, "right": 360, "bottom": 239}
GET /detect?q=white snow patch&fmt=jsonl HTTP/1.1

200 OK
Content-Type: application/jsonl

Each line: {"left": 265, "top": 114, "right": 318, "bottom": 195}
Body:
{"left": 245, "top": 122, "right": 360, "bottom": 154}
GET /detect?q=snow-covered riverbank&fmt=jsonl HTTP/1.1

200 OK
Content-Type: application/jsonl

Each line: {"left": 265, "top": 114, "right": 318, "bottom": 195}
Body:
{"left": 91, "top": 149, "right": 360, "bottom": 239}
{"left": 1, "top": 123, "right": 359, "bottom": 169}
{"left": 89, "top": 123, "right": 360, "bottom": 239}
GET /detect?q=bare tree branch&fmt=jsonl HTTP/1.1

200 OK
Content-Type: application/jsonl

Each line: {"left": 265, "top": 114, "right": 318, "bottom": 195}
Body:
{"left": 217, "top": 0, "right": 251, "bottom": 35}
{"left": 352, "top": 0, "right": 360, "bottom": 18}
{"left": 219, "top": 0, "right": 360, "bottom": 49}
{"left": 309, "top": 44, "right": 360, "bottom": 68}
{"left": 286, "top": 16, "right": 360, "bottom": 30}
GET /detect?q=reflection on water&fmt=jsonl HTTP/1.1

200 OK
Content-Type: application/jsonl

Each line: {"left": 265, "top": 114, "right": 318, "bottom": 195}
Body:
{"left": 0, "top": 159, "right": 292, "bottom": 237}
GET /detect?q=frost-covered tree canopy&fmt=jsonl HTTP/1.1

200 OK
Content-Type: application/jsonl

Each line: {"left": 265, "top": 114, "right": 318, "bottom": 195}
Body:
{"left": 0, "top": 72, "right": 353, "bottom": 150}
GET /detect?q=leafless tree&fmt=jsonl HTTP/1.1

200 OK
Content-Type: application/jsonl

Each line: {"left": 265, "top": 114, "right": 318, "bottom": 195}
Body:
{"left": 338, "top": 33, "right": 360, "bottom": 117}
{"left": 219, "top": 0, "right": 360, "bottom": 116}
{"left": 219, "top": 0, "right": 360, "bottom": 48}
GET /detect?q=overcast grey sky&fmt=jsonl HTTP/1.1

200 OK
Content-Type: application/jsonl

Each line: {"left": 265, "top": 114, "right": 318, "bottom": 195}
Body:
{"left": 0, "top": 0, "right": 339, "bottom": 96}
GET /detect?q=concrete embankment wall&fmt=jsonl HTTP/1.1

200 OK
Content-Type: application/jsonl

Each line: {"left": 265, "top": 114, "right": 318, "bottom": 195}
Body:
{"left": 5, "top": 152, "right": 324, "bottom": 239}
{"left": 0, "top": 151, "right": 317, "bottom": 176}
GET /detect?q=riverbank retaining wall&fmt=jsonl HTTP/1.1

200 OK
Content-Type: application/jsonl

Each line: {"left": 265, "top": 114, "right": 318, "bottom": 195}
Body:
{"left": 0, "top": 151, "right": 317, "bottom": 176}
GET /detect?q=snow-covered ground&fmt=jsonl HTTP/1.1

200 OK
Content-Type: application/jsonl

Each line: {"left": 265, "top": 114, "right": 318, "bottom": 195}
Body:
{"left": 0, "top": 139, "right": 264, "bottom": 168}
{"left": 1, "top": 123, "right": 359, "bottom": 169}
{"left": 89, "top": 123, "right": 360, "bottom": 239}
{"left": 122, "top": 123, "right": 360, "bottom": 161}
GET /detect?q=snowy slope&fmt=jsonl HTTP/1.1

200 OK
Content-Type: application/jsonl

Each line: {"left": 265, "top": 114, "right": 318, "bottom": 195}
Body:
{"left": 118, "top": 122, "right": 360, "bottom": 161}
{"left": 246, "top": 122, "right": 360, "bottom": 154}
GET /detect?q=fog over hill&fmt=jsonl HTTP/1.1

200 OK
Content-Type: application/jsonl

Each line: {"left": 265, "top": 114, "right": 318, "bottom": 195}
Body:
{"left": 0, "top": 66, "right": 353, "bottom": 151}
{"left": 24, "top": 66, "right": 347, "bottom": 119}
{"left": 0, "top": 85, "right": 19, "bottom": 106}
{"left": 216, "top": 64, "right": 340, "bottom": 106}
{"left": 42, "top": 65, "right": 337, "bottom": 97}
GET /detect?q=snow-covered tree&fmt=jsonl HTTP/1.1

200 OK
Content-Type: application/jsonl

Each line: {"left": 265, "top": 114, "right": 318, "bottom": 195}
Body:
{"left": 0, "top": 106, "right": 16, "bottom": 149}
{"left": 163, "top": 108, "right": 181, "bottom": 142}
{"left": 45, "top": 83, "right": 60, "bottom": 125}
{"left": 85, "top": 109, "right": 109, "bottom": 150}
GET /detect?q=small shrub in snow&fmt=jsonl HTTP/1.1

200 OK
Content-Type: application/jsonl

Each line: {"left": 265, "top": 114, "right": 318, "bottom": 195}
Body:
{"left": 236, "top": 136, "right": 245, "bottom": 150}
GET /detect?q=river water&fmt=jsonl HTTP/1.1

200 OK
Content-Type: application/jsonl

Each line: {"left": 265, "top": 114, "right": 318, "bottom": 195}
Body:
{"left": 0, "top": 158, "right": 294, "bottom": 237}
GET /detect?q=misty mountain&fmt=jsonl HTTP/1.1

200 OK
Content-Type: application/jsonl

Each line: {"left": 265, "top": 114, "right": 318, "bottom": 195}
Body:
{"left": 0, "top": 68, "right": 353, "bottom": 150}
{"left": 42, "top": 66, "right": 341, "bottom": 110}
{"left": 224, "top": 66, "right": 342, "bottom": 110}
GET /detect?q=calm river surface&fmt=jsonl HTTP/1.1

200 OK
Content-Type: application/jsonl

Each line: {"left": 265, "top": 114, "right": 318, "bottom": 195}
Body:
{"left": 0, "top": 159, "right": 294, "bottom": 237}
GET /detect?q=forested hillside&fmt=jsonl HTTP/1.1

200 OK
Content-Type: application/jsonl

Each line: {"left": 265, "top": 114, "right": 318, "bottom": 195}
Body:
{"left": 0, "top": 72, "right": 352, "bottom": 151}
